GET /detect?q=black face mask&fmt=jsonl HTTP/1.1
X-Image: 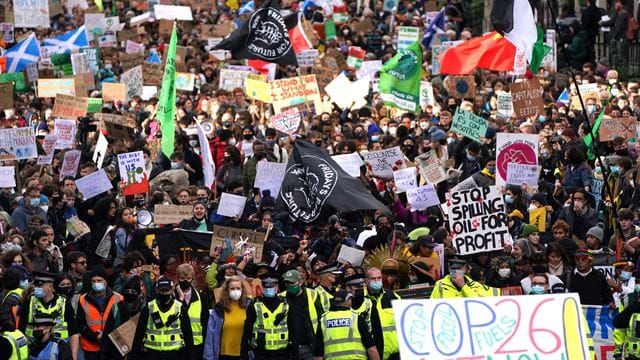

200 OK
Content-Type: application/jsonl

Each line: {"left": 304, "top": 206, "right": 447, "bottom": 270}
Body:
{"left": 243, "top": 133, "right": 253, "bottom": 140}
{"left": 157, "top": 293, "right": 173, "bottom": 304}
{"left": 179, "top": 280, "right": 191, "bottom": 291}
{"left": 33, "top": 329, "right": 46, "bottom": 344}
{"left": 314, "top": 140, "right": 323, "bottom": 146}
{"left": 124, "top": 292, "right": 140, "bottom": 303}
{"left": 57, "top": 286, "right": 75, "bottom": 298}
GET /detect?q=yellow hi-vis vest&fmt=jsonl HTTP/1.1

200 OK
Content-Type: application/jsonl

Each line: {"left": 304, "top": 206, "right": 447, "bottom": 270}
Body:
{"left": 144, "top": 300, "right": 185, "bottom": 351}
{"left": 320, "top": 309, "right": 367, "bottom": 360}
{"left": 185, "top": 290, "right": 203, "bottom": 345}
{"left": 627, "top": 313, "right": 640, "bottom": 356}
{"left": 367, "top": 290, "right": 400, "bottom": 360}
{"left": 353, "top": 297, "right": 373, "bottom": 333}
{"left": 26, "top": 296, "right": 69, "bottom": 340}
{"left": 315, "top": 286, "right": 333, "bottom": 314}
{"left": 279, "top": 287, "right": 319, "bottom": 334}
{"left": 253, "top": 299, "right": 289, "bottom": 350}
{"left": 3, "top": 329, "right": 28, "bottom": 360}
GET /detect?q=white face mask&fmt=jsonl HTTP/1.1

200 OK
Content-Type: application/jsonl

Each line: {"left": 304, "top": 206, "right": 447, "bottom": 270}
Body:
{"left": 498, "top": 268, "right": 511, "bottom": 278}
{"left": 41, "top": 205, "right": 49, "bottom": 213}
{"left": 388, "top": 127, "right": 397, "bottom": 136}
{"left": 228, "top": 138, "right": 237, "bottom": 146}
{"left": 229, "top": 289, "right": 242, "bottom": 301}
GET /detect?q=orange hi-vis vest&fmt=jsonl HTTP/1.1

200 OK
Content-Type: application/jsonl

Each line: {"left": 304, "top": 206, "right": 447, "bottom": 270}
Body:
{"left": 78, "top": 292, "right": 122, "bottom": 352}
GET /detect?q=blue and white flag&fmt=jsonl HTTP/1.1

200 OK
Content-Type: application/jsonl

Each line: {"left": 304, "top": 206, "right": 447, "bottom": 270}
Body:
{"left": 146, "top": 50, "right": 161, "bottom": 64}
{"left": 3, "top": 33, "right": 41, "bottom": 73}
{"left": 557, "top": 88, "right": 570, "bottom": 104}
{"left": 422, "top": 8, "right": 445, "bottom": 49}
{"left": 43, "top": 25, "right": 89, "bottom": 53}
{"left": 238, "top": 1, "right": 254, "bottom": 15}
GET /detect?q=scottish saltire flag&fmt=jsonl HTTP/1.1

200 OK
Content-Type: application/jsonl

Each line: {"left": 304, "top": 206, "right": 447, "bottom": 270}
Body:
{"left": 557, "top": 89, "right": 570, "bottom": 104}
{"left": 43, "top": 26, "right": 89, "bottom": 53}
{"left": 422, "top": 8, "right": 445, "bottom": 48}
{"left": 3, "top": 33, "right": 40, "bottom": 73}
{"left": 238, "top": 1, "right": 254, "bottom": 15}
{"left": 146, "top": 50, "right": 161, "bottom": 63}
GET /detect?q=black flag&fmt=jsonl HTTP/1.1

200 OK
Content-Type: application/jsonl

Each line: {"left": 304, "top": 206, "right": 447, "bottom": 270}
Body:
{"left": 214, "top": 0, "right": 298, "bottom": 66}
{"left": 276, "top": 140, "right": 389, "bottom": 223}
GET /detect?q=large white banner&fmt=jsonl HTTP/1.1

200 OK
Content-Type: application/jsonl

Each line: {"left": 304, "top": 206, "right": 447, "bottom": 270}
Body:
{"left": 13, "top": 0, "right": 50, "bottom": 28}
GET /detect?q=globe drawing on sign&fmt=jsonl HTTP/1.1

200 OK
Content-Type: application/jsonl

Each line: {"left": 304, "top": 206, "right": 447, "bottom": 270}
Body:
{"left": 455, "top": 79, "right": 469, "bottom": 95}
{"left": 393, "top": 52, "right": 417, "bottom": 78}
{"left": 496, "top": 142, "right": 537, "bottom": 181}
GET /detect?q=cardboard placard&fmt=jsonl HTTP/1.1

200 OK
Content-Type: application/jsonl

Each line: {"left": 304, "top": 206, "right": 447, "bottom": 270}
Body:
{"left": 415, "top": 151, "right": 447, "bottom": 185}
{"left": 102, "top": 83, "right": 126, "bottom": 102}
{"left": 73, "top": 72, "right": 96, "bottom": 93}
{"left": 121, "top": 65, "right": 143, "bottom": 101}
{"left": 598, "top": 116, "right": 637, "bottom": 141}
{"left": 269, "top": 75, "right": 322, "bottom": 116}
{"left": 270, "top": 108, "right": 302, "bottom": 135}
{"left": 52, "top": 94, "right": 88, "bottom": 119}
{"left": 244, "top": 76, "right": 271, "bottom": 103}
{"left": 175, "top": 72, "right": 195, "bottom": 91}
{"left": 210, "top": 225, "right": 264, "bottom": 262}
{"left": 362, "top": 146, "right": 404, "bottom": 179}
{"left": 444, "top": 75, "right": 475, "bottom": 99}
{"left": 511, "top": 79, "right": 545, "bottom": 118}
{"left": 0, "top": 82, "right": 13, "bottom": 109}
{"left": 142, "top": 62, "right": 163, "bottom": 86}
{"left": 94, "top": 112, "right": 134, "bottom": 128}
{"left": 311, "top": 66, "right": 334, "bottom": 93}
{"left": 219, "top": 68, "right": 251, "bottom": 91}
{"left": 108, "top": 313, "right": 140, "bottom": 357}
{"left": 153, "top": 204, "right": 194, "bottom": 224}
{"left": 119, "top": 52, "right": 144, "bottom": 71}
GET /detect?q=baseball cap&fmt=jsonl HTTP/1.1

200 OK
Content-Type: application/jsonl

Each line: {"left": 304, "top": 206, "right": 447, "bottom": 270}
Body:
{"left": 282, "top": 270, "right": 302, "bottom": 283}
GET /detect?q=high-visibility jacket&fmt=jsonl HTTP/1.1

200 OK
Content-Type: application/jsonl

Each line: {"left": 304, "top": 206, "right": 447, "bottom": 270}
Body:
{"left": 627, "top": 313, "right": 640, "bottom": 356}
{"left": 2, "top": 288, "right": 23, "bottom": 305}
{"left": 78, "top": 292, "right": 122, "bottom": 352}
{"left": 252, "top": 298, "right": 289, "bottom": 350}
{"left": 280, "top": 287, "right": 320, "bottom": 335}
{"left": 320, "top": 309, "right": 367, "bottom": 360}
{"left": 144, "top": 299, "right": 185, "bottom": 351}
{"left": 2, "top": 329, "right": 28, "bottom": 360}
{"left": 368, "top": 291, "right": 400, "bottom": 360}
{"left": 25, "top": 296, "right": 69, "bottom": 340}
{"left": 430, "top": 275, "right": 500, "bottom": 299}
{"left": 315, "top": 286, "right": 333, "bottom": 314}
{"left": 353, "top": 297, "right": 373, "bottom": 333}
{"left": 185, "top": 289, "right": 203, "bottom": 345}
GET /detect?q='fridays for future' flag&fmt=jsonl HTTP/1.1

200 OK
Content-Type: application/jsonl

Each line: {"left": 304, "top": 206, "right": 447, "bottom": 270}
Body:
{"left": 158, "top": 22, "right": 177, "bottom": 158}
{"left": 214, "top": 0, "right": 297, "bottom": 66}
{"left": 378, "top": 41, "right": 422, "bottom": 112}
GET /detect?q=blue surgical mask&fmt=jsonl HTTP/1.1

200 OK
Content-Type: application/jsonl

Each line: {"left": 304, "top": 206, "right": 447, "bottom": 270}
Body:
{"left": 369, "top": 281, "right": 383, "bottom": 291}
{"left": 466, "top": 152, "right": 476, "bottom": 161}
{"left": 34, "top": 287, "right": 45, "bottom": 298}
{"left": 92, "top": 282, "right": 106, "bottom": 293}
{"left": 30, "top": 198, "right": 41, "bottom": 208}
{"left": 263, "top": 287, "right": 277, "bottom": 298}
{"left": 587, "top": 105, "right": 596, "bottom": 114}
{"left": 540, "top": 151, "right": 550, "bottom": 159}
{"left": 20, "top": 279, "right": 29, "bottom": 289}
{"left": 595, "top": 166, "right": 602, "bottom": 174}
{"left": 447, "top": 137, "right": 455, "bottom": 145}
{"left": 504, "top": 194, "right": 513, "bottom": 204}
{"left": 487, "top": 166, "right": 496, "bottom": 174}
{"left": 371, "top": 135, "right": 380, "bottom": 142}
{"left": 104, "top": 64, "right": 112, "bottom": 69}
{"left": 170, "top": 162, "right": 181, "bottom": 170}
{"left": 612, "top": 166, "right": 621, "bottom": 175}
{"left": 538, "top": 116, "right": 546, "bottom": 123}
{"left": 530, "top": 285, "right": 545, "bottom": 295}
{"left": 621, "top": 271, "right": 632, "bottom": 281}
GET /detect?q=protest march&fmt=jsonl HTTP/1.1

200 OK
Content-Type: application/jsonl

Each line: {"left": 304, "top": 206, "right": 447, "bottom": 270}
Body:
{"left": 1, "top": 0, "right": 640, "bottom": 358}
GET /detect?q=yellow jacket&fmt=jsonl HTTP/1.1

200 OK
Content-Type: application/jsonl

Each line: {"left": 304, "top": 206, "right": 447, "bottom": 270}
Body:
{"left": 430, "top": 275, "right": 500, "bottom": 298}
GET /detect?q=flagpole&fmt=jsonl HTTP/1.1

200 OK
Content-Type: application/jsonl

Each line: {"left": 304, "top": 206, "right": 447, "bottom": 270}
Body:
{"left": 544, "top": 0, "right": 623, "bottom": 258}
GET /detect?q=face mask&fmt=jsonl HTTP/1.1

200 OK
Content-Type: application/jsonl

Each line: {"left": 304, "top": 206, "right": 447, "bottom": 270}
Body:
{"left": 487, "top": 166, "right": 496, "bottom": 174}
{"left": 189, "top": 140, "right": 198, "bottom": 148}
{"left": 504, "top": 195, "right": 513, "bottom": 204}
{"left": 612, "top": 166, "right": 622, "bottom": 175}
{"left": 170, "top": 162, "right": 181, "bottom": 170}
{"left": 420, "top": 122, "right": 429, "bottom": 130}
{"left": 635, "top": 284, "right": 640, "bottom": 293}
{"left": 621, "top": 271, "right": 632, "bottom": 281}
{"left": 556, "top": 130, "right": 563, "bottom": 136}
{"left": 57, "top": 286, "right": 74, "bottom": 297}
{"left": 447, "top": 137, "right": 455, "bottom": 145}
{"left": 265, "top": 140, "right": 276, "bottom": 147}
{"left": 157, "top": 293, "right": 172, "bottom": 304}
{"left": 286, "top": 284, "right": 300, "bottom": 295}
{"left": 388, "top": 127, "right": 397, "bottom": 136}
{"left": 369, "top": 281, "right": 383, "bottom": 291}
{"left": 228, "top": 138, "right": 237, "bottom": 146}
{"left": 314, "top": 140, "right": 322, "bottom": 146}
{"left": 263, "top": 287, "right": 277, "bottom": 297}
{"left": 243, "top": 134, "right": 253, "bottom": 140}
{"left": 179, "top": 280, "right": 191, "bottom": 290}
{"left": 530, "top": 285, "right": 545, "bottom": 295}
{"left": 197, "top": 197, "right": 208, "bottom": 204}
{"left": 449, "top": 270, "right": 464, "bottom": 278}
{"left": 498, "top": 268, "right": 511, "bottom": 278}
{"left": 609, "top": 78, "right": 617, "bottom": 85}
{"left": 540, "top": 151, "right": 550, "bottom": 159}
{"left": 34, "top": 287, "right": 45, "bottom": 298}
{"left": 41, "top": 205, "right": 49, "bottom": 213}
{"left": 466, "top": 152, "right": 476, "bottom": 161}
{"left": 92, "top": 282, "right": 106, "bottom": 293}
{"left": 616, "top": 149, "right": 629, "bottom": 157}
{"left": 20, "top": 279, "right": 29, "bottom": 289}
{"left": 371, "top": 135, "right": 380, "bottom": 142}
{"left": 33, "top": 329, "right": 46, "bottom": 344}
{"left": 409, "top": 275, "right": 418, "bottom": 283}
{"left": 30, "top": 198, "right": 40, "bottom": 208}
{"left": 124, "top": 292, "right": 139, "bottom": 303}
{"left": 381, "top": 125, "right": 388, "bottom": 134}
{"left": 538, "top": 116, "right": 546, "bottom": 123}
{"left": 104, "top": 64, "right": 112, "bottom": 69}
{"left": 595, "top": 166, "right": 602, "bottom": 175}
{"left": 528, "top": 203, "right": 538, "bottom": 211}
{"left": 229, "top": 289, "right": 242, "bottom": 300}
{"left": 587, "top": 105, "right": 596, "bottom": 114}
{"left": 611, "top": 88, "right": 620, "bottom": 97}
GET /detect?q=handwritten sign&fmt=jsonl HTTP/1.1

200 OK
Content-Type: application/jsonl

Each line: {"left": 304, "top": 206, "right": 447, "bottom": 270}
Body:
{"left": 217, "top": 192, "right": 247, "bottom": 218}
{"left": 60, "top": 150, "right": 82, "bottom": 181}
{"left": 311, "top": 66, "right": 334, "bottom": 93}
{"left": 94, "top": 113, "right": 134, "bottom": 128}
{"left": 175, "top": 72, "right": 195, "bottom": 91}
{"left": 497, "top": 92, "right": 513, "bottom": 118}
{"left": 362, "top": 146, "right": 404, "bottom": 179}
{"left": 506, "top": 163, "right": 539, "bottom": 187}
{"left": 53, "top": 118, "right": 77, "bottom": 149}
{"left": 393, "top": 294, "right": 591, "bottom": 359}
{"left": 219, "top": 68, "right": 251, "bottom": 91}
{"left": 451, "top": 107, "right": 488, "bottom": 142}
{"left": 75, "top": 169, "right": 113, "bottom": 200}
{"left": 0, "top": 83, "right": 13, "bottom": 109}
{"left": 394, "top": 167, "right": 417, "bottom": 193}
{"left": 117, "top": 151, "right": 148, "bottom": 195}
{"left": 38, "top": 78, "right": 76, "bottom": 98}
{"left": 447, "top": 186, "right": 511, "bottom": 255}
{"left": 254, "top": 161, "right": 287, "bottom": 197}
{"left": 269, "top": 75, "right": 322, "bottom": 115}
{"left": 125, "top": 40, "right": 144, "bottom": 54}
{"left": 102, "top": 83, "right": 126, "bottom": 102}
{"left": 599, "top": 117, "right": 637, "bottom": 141}
{"left": 37, "top": 134, "right": 58, "bottom": 165}
{"left": 71, "top": 53, "right": 88, "bottom": 75}
{"left": 119, "top": 53, "right": 144, "bottom": 71}
{"left": 52, "top": 94, "right": 88, "bottom": 119}
{"left": 154, "top": 204, "right": 193, "bottom": 225}
{"left": 244, "top": 76, "right": 271, "bottom": 103}
{"left": 211, "top": 225, "right": 264, "bottom": 262}
{"left": 511, "top": 79, "right": 545, "bottom": 118}
{"left": 406, "top": 184, "right": 440, "bottom": 210}
{"left": 0, "top": 166, "right": 15, "bottom": 188}
{"left": 397, "top": 26, "right": 420, "bottom": 50}
{"left": 121, "top": 65, "right": 143, "bottom": 101}
{"left": 143, "top": 62, "right": 163, "bottom": 86}
{"left": 270, "top": 108, "right": 302, "bottom": 135}
{"left": 332, "top": 152, "right": 363, "bottom": 178}
{"left": 14, "top": 0, "right": 49, "bottom": 28}
{"left": 0, "top": 127, "right": 37, "bottom": 160}
{"left": 415, "top": 151, "right": 446, "bottom": 184}
{"left": 496, "top": 133, "right": 539, "bottom": 188}
{"left": 153, "top": 5, "right": 193, "bottom": 20}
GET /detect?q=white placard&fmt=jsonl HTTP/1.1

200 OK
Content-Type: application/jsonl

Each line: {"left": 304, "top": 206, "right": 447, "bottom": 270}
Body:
{"left": 356, "top": 60, "right": 382, "bottom": 80}
{"left": 337, "top": 245, "right": 366, "bottom": 267}
{"left": 254, "top": 161, "right": 287, "bottom": 198}
{"left": 397, "top": 26, "right": 419, "bottom": 50}
{"left": 93, "top": 131, "right": 108, "bottom": 169}
{"left": 141, "top": 86, "right": 158, "bottom": 101}
{"left": 393, "top": 167, "right": 417, "bottom": 193}
{"left": 0, "top": 166, "right": 16, "bottom": 188}
{"left": 506, "top": 163, "right": 539, "bottom": 187}
{"left": 218, "top": 192, "right": 247, "bottom": 218}
{"left": 59, "top": 150, "right": 82, "bottom": 181}
{"left": 54, "top": 118, "right": 77, "bottom": 149}
{"left": 121, "top": 65, "right": 143, "bottom": 101}
{"left": 71, "top": 53, "right": 88, "bottom": 75}
{"left": 37, "top": 134, "right": 58, "bottom": 165}
{"left": 125, "top": 40, "right": 145, "bottom": 54}
{"left": 420, "top": 81, "right": 435, "bottom": 107}
{"left": 153, "top": 5, "right": 193, "bottom": 20}
{"left": 0, "top": 127, "right": 37, "bottom": 160}
{"left": 406, "top": 184, "right": 440, "bottom": 210}
{"left": 325, "top": 73, "right": 369, "bottom": 110}
{"left": 362, "top": 146, "right": 404, "bottom": 179}
{"left": 296, "top": 49, "right": 320, "bottom": 67}
{"left": 75, "top": 169, "right": 113, "bottom": 200}
{"left": 497, "top": 92, "right": 513, "bottom": 118}
{"left": 332, "top": 152, "right": 363, "bottom": 178}
{"left": 129, "top": 12, "right": 151, "bottom": 26}
{"left": 14, "top": 0, "right": 50, "bottom": 28}
{"left": 84, "top": 13, "right": 106, "bottom": 36}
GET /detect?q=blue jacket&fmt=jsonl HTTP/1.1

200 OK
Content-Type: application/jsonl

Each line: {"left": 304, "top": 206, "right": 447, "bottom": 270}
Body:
{"left": 11, "top": 203, "right": 48, "bottom": 232}
{"left": 203, "top": 307, "right": 224, "bottom": 360}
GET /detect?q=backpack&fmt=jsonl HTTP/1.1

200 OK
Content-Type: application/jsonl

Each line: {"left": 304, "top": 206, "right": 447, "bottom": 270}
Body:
{"left": 627, "top": 16, "right": 639, "bottom": 40}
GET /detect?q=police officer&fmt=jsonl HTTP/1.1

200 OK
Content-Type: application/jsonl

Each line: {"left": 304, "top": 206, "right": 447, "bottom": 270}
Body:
{"left": 28, "top": 317, "right": 73, "bottom": 360}
{"left": 0, "top": 309, "right": 28, "bottom": 360}
{"left": 314, "top": 290, "right": 379, "bottom": 360}
{"left": 314, "top": 264, "right": 341, "bottom": 313}
{"left": 18, "top": 271, "right": 78, "bottom": 358}
{"left": 365, "top": 267, "right": 400, "bottom": 360}
{"left": 430, "top": 258, "right": 500, "bottom": 298}
{"left": 344, "top": 274, "right": 373, "bottom": 332}
{"left": 130, "top": 277, "right": 193, "bottom": 360}
{"left": 241, "top": 277, "right": 289, "bottom": 360}
{"left": 174, "top": 263, "right": 209, "bottom": 359}
{"left": 613, "top": 290, "right": 640, "bottom": 359}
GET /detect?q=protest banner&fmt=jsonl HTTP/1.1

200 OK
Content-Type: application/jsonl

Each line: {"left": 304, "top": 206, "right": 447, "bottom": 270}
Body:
{"left": 219, "top": 68, "right": 251, "bottom": 91}
{"left": 324, "top": 73, "right": 369, "bottom": 110}
{"left": 254, "top": 161, "right": 287, "bottom": 197}
{"left": 356, "top": 60, "right": 382, "bottom": 80}
{"left": 599, "top": 117, "right": 637, "bottom": 141}
{"left": 71, "top": 53, "right": 88, "bottom": 75}
{"left": 125, "top": 40, "right": 144, "bottom": 54}
{"left": 0, "top": 127, "right": 37, "bottom": 160}
{"left": 296, "top": 49, "right": 319, "bottom": 67}
{"left": 85, "top": 13, "right": 106, "bottom": 35}
{"left": 154, "top": 5, "right": 193, "bottom": 20}
{"left": 14, "top": 0, "right": 49, "bottom": 28}
{"left": 81, "top": 48, "right": 100, "bottom": 73}
{"left": 38, "top": 78, "right": 76, "bottom": 97}
{"left": 497, "top": 92, "right": 513, "bottom": 118}
{"left": 0, "top": 82, "right": 13, "bottom": 109}
{"left": 59, "top": 150, "right": 81, "bottom": 181}
{"left": 142, "top": 62, "right": 163, "bottom": 86}
{"left": 406, "top": 184, "right": 440, "bottom": 210}
{"left": 496, "top": 133, "right": 539, "bottom": 188}
{"left": 117, "top": 151, "right": 148, "bottom": 195}
{"left": 108, "top": 313, "right": 139, "bottom": 357}
{"left": 121, "top": 65, "right": 143, "bottom": 101}
{"left": 0, "top": 166, "right": 15, "bottom": 188}
{"left": 393, "top": 167, "right": 417, "bottom": 193}
{"left": 37, "top": 134, "right": 58, "bottom": 165}
{"left": 94, "top": 113, "right": 134, "bottom": 128}
{"left": 175, "top": 72, "right": 195, "bottom": 91}
{"left": 447, "top": 186, "right": 511, "bottom": 255}
{"left": 25, "top": 62, "right": 38, "bottom": 82}
{"left": 451, "top": 107, "right": 488, "bottom": 142}
{"left": 506, "top": 163, "right": 539, "bottom": 187}
{"left": 332, "top": 152, "right": 363, "bottom": 177}
{"left": 362, "top": 146, "right": 404, "bottom": 179}
{"left": 102, "top": 83, "right": 126, "bottom": 102}
{"left": 75, "top": 169, "right": 113, "bottom": 200}
{"left": 269, "top": 75, "right": 322, "bottom": 116}
{"left": 93, "top": 132, "right": 108, "bottom": 169}
{"left": 52, "top": 94, "right": 89, "bottom": 119}
{"left": 244, "top": 76, "right": 271, "bottom": 103}
{"left": 1, "top": 23, "right": 14, "bottom": 43}
{"left": 419, "top": 81, "right": 435, "bottom": 107}
{"left": 529, "top": 206, "right": 547, "bottom": 232}
{"left": 393, "top": 294, "right": 591, "bottom": 359}
{"left": 511, "top": 79, "right": 545, "bottom": 118}
{"left": 415, "top": 151, "right": 447, "bottom": 184}
{"left": 397, "top": 26, "right": 420, "bottom": 50}
{"left": 270, "top": 108, "right": 302, "bottom": 135}
{"left": 583, "top": 305, "right": 617, "bottom": 360}
{"left": 211, "top": 225, "right": 264, "bottom": 262}
{"left": 443, "top": 75, "right": 475, "bottom": 98}
{"left": 311, "top": 66, "right": 334, "bottom": 93}
{"left": 337, "top": 246, "right": 366, "bottom": 267}
{"left": 217, "top": 192, "right": 246, "bottom": 218}
{"left": 53, "top": 118, "right": 76, "bottom": 150}
{"left": 153, "top": 204, "right": 193, "bottom": 225}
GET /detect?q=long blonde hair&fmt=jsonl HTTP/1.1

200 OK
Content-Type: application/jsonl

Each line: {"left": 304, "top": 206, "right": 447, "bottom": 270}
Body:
{"left": 218, "top": 276, "right": 248, "bottom": 312}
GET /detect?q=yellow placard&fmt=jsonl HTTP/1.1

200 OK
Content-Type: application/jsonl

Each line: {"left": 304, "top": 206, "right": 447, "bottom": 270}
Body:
{"left": 245, "top": 77, "right": 271, "bottom": 103}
